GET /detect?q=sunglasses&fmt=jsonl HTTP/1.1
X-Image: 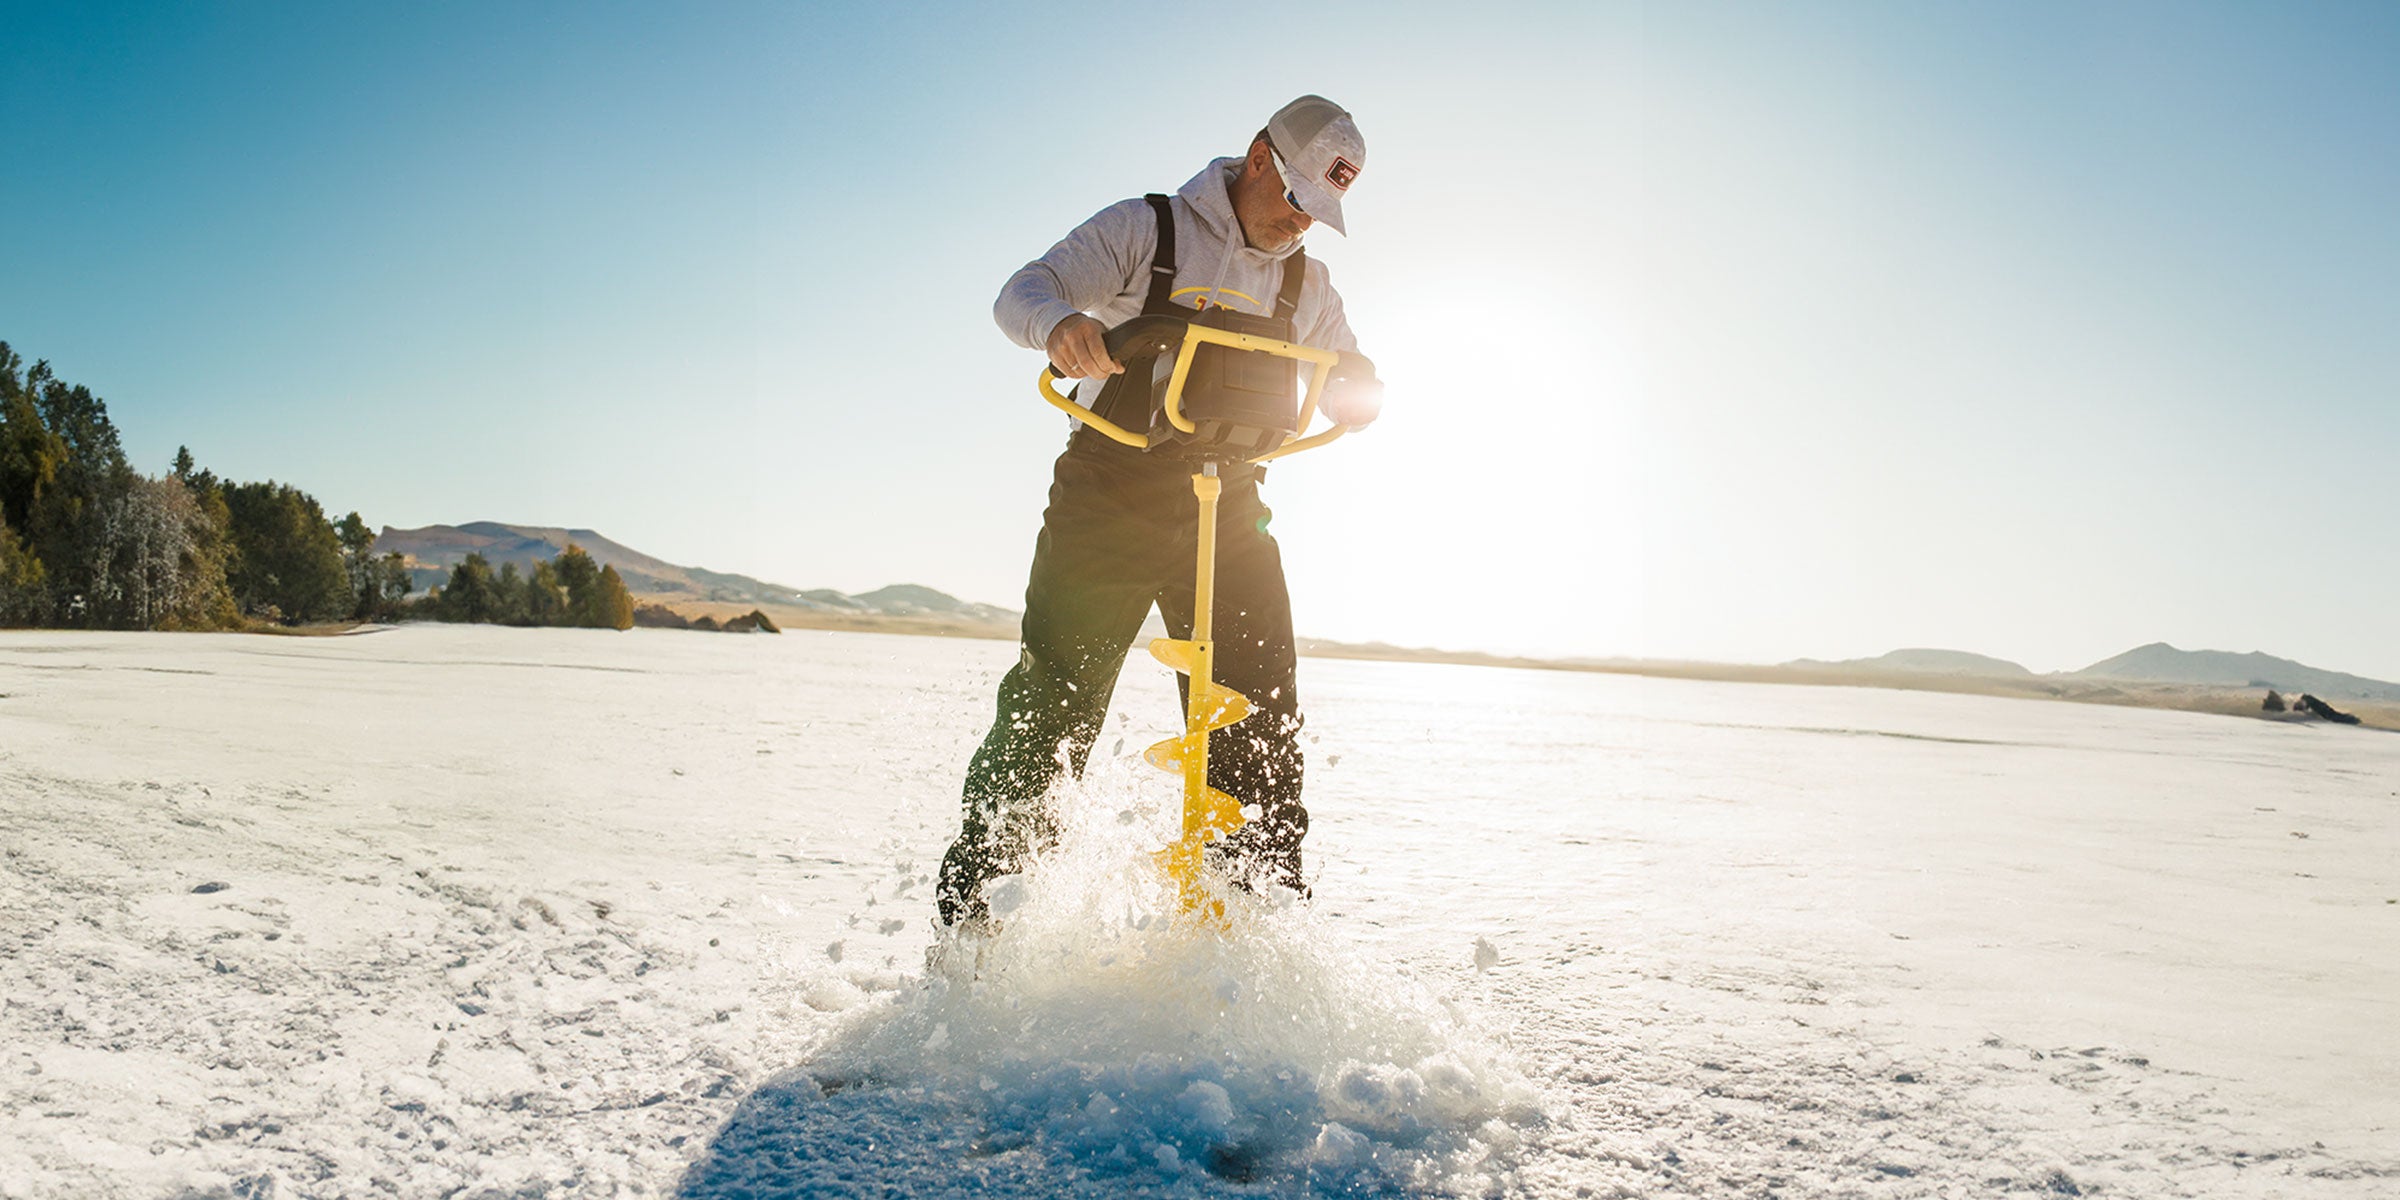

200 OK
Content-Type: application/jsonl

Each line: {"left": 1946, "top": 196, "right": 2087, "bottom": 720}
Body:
{"left": 1267, "top": 147, "right": 1308, "bottom": 217}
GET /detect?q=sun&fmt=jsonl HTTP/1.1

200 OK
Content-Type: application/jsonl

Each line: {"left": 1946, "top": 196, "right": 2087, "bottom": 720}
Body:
{"left": 1269, "top": 266, "right": 1650, "bottom": 659}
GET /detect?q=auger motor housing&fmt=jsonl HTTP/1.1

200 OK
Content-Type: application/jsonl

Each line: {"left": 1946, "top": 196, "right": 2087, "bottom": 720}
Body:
{"left": 1145, "top": 306, "right": 1302, "bottom": 462}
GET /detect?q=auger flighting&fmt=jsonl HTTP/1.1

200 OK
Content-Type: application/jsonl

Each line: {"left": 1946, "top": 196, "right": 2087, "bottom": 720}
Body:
{"left": 1036, "top": 312, "right": 1379, "bottom": 918}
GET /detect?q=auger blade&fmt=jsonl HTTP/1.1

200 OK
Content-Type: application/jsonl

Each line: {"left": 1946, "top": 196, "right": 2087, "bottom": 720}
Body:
{"left": 1151, "top": 840, "right": 1224, "bottom": 923}
{"left": 1191, "top": 782, "right": 1247, "bottom": 838}
{"left": 1148, "top": 639, "right": 1253, "bottom": 729}
{"left": 1143, "top": 733, "right": 1196, "bottom": 773}
{"left": 1153, "top": 839, "right": 1204, "bottom": 888}
{"left": 1143, "top": 688, "right": 1256, "bottom": 778}
{"left": 1193, "top": 684, "right": 1251, "bottom": 730}
{"left": 1152, "top": 782, "right": 1249, "bottom": 916}
{"left": 1149, "top": 637, "right": 1200, "bottom": 674}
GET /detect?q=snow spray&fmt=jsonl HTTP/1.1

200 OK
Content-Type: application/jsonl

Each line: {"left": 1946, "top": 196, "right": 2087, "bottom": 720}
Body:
{"left": 685, "top": 763, "right": 1542, "bottom": 1197}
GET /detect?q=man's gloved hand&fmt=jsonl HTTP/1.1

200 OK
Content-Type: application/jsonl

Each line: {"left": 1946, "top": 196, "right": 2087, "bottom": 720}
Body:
{"left": 1321, "top": 352, "right": 1383, "bottom": 428}
{"left": 1046, "top": 314, "right": 1122, "bottom": 379}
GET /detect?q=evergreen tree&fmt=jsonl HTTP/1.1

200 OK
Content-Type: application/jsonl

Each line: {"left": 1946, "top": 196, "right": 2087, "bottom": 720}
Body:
{"left": 0, "top": 349, "right": 69, "bottom": 539}
{"left": 492, "top": 560, "right": 528, "bottom": 625}
{"left": 555, "top": 543, "right": 602, "bottom": 627}
{"left": 0, "top": 350, "right": 59, "bottom": 626}
{"left": 221, "top": 480, "right": 351, "bottom": 623}
{"left": 23, "top": 368, "right": 137, "bottom": 626}
{"left": 334, "top": 512, "right": 379, "bottom": 621}
{"left": 373, "top": 552, "right": 414, "bottom": 620}
{"left": 0, "top": 518, "right": 46, "bottom": 626}
{"left": 525, "top": 558, "right": 567, "bottom": 625}
{"left": 34, "top": 374, "right": 127, "bottom": 472}
{"left": 438, "top": 553, "right": 497, "bottom": 623}
{"left": 164, "top": 476, "right": 239, "bottom": 630}
{"left": 595, "top": 564, "right": 635, "bottom": 631}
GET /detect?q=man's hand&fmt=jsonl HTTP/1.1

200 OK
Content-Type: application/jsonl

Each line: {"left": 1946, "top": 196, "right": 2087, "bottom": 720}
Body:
{"left": 1322, "top": 352, "right": 1383, "bottom": 428}
{"left": 1046, "top": 314, "right": 1122, "bottom": 378}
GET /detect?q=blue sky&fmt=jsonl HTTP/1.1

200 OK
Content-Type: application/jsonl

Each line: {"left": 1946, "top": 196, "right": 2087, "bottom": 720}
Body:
{"left": 4, "top": 2, "right": 2395, "bottom": 678}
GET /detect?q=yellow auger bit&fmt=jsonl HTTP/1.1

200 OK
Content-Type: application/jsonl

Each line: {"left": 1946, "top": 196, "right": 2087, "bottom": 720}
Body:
{"left": 1035, "top": 314, "right": 1379, "bottom": 917}
{"left": 1144, "top": 593, "right": 1256, "bottom": 917}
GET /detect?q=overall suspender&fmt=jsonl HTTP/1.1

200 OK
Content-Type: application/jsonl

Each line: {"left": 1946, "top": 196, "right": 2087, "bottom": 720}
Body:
{"left": 1141, "top": 193, "right": 1179, "bottom": 315}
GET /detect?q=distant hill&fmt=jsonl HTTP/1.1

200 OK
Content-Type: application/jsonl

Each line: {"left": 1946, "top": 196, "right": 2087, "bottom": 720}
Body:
{"left": 851, "top": 584, "right": 1015, "bottom": 620}
{"left": 372, "top": 521, "right": 1016, "bottom": 622}
{"left": 1787, "top": 648, "right": 2033, "bottom": 677}
{"left": 2068, "top": 642, "right": 2400, "bottom": 703}
{"left": 375, "top": 522, "right": 721, "bottom": 596}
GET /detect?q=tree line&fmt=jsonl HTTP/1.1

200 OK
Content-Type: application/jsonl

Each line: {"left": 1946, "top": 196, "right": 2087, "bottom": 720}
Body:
{"left": 425, "top": 545, "right": 635, "bottom": 630}
{"left": 0, "top": 341, "right": 629, "bottom": 632}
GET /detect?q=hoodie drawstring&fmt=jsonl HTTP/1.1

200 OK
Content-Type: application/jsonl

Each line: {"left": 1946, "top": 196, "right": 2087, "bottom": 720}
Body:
{"left": 1201, "top": 214, "right": 1241, "bottom": 313}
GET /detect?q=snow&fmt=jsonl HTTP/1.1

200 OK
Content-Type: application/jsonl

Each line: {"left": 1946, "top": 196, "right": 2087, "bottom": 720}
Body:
{"left": 2, "top": 625, "right": 2396, "bottom": 1197}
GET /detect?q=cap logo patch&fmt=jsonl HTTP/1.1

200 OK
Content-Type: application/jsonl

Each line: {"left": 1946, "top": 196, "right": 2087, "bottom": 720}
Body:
{"left": 1325, "top": 156, "right": 1358, "bottom": 191}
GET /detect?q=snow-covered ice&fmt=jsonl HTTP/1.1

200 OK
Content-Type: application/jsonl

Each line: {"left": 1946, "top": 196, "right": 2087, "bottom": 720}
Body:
{"left": 2, "top": 625, "right": 2395, "bottom": 1197}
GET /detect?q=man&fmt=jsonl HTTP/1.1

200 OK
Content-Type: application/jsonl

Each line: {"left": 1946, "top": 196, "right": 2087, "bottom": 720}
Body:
{"left": 936, "top": 95, "right": 1379, "bottom": 929}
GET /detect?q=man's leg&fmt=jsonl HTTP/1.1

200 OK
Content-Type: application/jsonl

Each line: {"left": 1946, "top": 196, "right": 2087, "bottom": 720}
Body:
{"left": 937, "top": 451, "right": 1176, "bottom": 926}
{"left": 1154, "top": 479, "right": 1307, "bottom": 894}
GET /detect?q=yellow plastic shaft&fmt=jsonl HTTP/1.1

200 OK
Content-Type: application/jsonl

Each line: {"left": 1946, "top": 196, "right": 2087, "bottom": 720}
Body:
{"left": 1185, "top": 465, "right": 1220, "bottom": 835}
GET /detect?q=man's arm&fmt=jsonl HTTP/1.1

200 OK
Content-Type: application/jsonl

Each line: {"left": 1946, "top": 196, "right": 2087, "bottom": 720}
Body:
{"left": 1301, "top": 261, "right": 1381, "bottom": 427}
{"left": 993, "top": 198, "right": 1155, "bottom": 376}
{"left": 1300, "top": 265, "right": 1361, "bottom": 357}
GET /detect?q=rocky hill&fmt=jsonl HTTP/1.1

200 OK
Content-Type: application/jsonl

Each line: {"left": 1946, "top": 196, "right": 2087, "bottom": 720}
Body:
{"left": 2068, "top": 643, "right": 2400, "bottom": 703}
{"left": 372, "top": 521, "right": 1015, "bottom": 623}
{"left": 1786, "top": 648, "right": 2033, "bottom": 676}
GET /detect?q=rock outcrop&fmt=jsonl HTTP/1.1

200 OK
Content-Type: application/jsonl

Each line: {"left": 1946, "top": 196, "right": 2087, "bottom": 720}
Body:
{"left": 2296, "top": 694, "right": 2361, "bottom": 725}
{"left": 632, "top": 603, "right": 690, "bottom": 630}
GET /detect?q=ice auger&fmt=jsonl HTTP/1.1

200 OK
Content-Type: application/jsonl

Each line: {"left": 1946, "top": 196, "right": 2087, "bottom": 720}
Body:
{"left": 1037, "top": 313, "right": 1375, "bottom": 916}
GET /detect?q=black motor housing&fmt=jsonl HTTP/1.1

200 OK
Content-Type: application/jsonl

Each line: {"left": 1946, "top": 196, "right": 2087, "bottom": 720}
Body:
{"left": 1146, "top": 306, "right": 1301, "bottom": 462}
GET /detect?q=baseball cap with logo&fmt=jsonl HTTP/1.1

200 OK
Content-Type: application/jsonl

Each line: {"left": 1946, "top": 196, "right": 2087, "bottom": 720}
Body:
{"left": 1265, "top": 95, "right": 1365, "bottom": 235}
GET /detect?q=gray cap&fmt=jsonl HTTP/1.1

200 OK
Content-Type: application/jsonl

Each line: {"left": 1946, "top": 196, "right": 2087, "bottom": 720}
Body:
{"left": 1266, "top": 95, "right": 1365, "bottom": 235}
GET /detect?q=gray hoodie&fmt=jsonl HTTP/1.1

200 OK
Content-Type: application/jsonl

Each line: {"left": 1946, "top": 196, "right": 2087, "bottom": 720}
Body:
{"left": 994, "top": 157, "right": 1363, "bottom": 403}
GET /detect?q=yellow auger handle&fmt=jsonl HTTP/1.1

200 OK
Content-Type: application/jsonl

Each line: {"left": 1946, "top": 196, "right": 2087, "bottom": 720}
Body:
{"left": 1038, "top": 368, "right": 1149, "bottom": 449}
{"left": 1034, "top": 315, "right": 1373, "bottom": 465}
{"left": 1036, "top": 316, "right": 1191, "bottom": 450}
{"left": 1251, "top": 423, "right": 1347, "bottom": 463}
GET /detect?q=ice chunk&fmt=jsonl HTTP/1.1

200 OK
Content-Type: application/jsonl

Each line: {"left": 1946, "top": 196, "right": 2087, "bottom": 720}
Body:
{"left": 983, "top": 874, "right": 1030, "bottom": 917}
{"left": 1330, "top": 1062, "right": 1427, "bottom": 1128}
{"left": 1473, "top": 936, "right": 1500, "bottom": 972}
{"left": 1309, "top": 1120, "right": 1371, "bottom": 1167}
{"left": 1177, "top": 1079, "right": 1235, "bottom": 1136}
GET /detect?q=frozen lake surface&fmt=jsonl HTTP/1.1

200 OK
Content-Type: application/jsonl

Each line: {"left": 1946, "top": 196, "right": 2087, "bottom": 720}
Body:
{"left": 2, "top": 625, "right": 2395, "bottom": 1197}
